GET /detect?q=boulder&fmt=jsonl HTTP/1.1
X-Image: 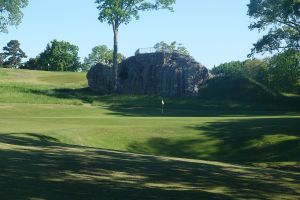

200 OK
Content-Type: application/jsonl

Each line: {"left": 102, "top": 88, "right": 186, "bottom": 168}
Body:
{"left": 87, "top": 52, "right": 210, "bottom": 96}
{"left": 86, "top": 63, "right": 113, "bottom": 93}
{"left": 118, "top": 52, "right": 209, "bottom": 96}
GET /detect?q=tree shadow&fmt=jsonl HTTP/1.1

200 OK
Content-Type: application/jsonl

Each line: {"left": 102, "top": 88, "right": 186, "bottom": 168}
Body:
{"left": 1, "top": 132, "right": 300, "bottom": 199}
{"left": 29, "top": 87, "right": 97, "bottom": 104}
{"left": 0, "top": 133, "right": 59, "bottom": 147}
{"left": 28, "top": 87, "right": 300, "bottom": 117}
{"left": 128, "top": 117, "right": 300, "bottom": 164}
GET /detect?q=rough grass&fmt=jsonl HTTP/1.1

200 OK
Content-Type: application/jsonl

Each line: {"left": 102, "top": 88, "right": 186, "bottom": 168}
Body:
{"left": 0, "top": 68, "right": 300, "bottom": 199}
{"left": 0, "top": 68, "right": 86, "bottom": 105}
{"left": 0, "top": 68, "right": 86, "bottom": 86}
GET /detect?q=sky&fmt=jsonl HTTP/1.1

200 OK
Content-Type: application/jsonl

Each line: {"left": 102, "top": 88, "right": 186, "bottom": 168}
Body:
{"left": 0, "top": 0, "right": 263, "bottom": 68}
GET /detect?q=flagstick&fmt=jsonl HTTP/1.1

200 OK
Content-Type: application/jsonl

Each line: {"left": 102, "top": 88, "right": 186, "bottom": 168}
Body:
{"left": 161, "top": 99, "right": 165, "bottom": 114}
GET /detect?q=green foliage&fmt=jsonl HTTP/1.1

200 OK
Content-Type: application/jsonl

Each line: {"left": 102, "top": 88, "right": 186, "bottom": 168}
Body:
{"left": 21, "top": 57, "right": 39, "bottom": 70}
{"left": 269, "top": 50, "right": 300, "bottom": 91}
{"left": 153, "top": 41, "right": 190, "bottom": 55}
{"left": 211, "top": 53, "right": 300, "bottom": 93}
{"left": 211, "top": 61, "right": 243, "bottom": 76}
{"left": 2, "top": 40, "right": 27, "bottom": 68}
{"left": 95, "top": 0, "right": 175, "bottom": 27}
{"left": 37, "top": 39, "right": 81, "bottom": 72}
{"left": 212, "top": 59, "right": 269, "bottom": 83}
{"left": 0, "top": 0, "right": 28, "bottom": 33}
{"left": 243, "top": 58, "right": 270, "bottom": 84}
{"left": 83, "top": 45, "right": 125, "bottom": 70}
{"left": 209, "top": 59, "right": 281, "bottom": 99}
{"left": 248, "top": 0, "right": 300, "bottom": 55}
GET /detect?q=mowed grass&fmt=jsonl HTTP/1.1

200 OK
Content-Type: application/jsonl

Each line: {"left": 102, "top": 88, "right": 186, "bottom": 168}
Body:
{"left": 0, "top": 68, "right": 300, "bottom": 199}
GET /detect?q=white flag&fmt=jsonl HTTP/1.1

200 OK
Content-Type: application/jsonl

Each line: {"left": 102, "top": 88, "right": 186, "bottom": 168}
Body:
{"left": 162, "top": 99, "right": 165, "bottom": 105}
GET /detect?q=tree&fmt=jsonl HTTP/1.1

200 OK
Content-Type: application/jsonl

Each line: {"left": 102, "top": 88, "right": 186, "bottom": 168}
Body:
{"left": 243, "top": 58, "right": 270, "bottom": 84}
{"left": 153, "top": 41, "right": 190, "bottom": 55}
{"left": 38, "top": 39, "right": 81, "bottom": 71}
{"left": 248, "top": 0, "right": 300, "bottom": 55}
{"left": 211, "top": 61, "right": 243, "bottom": 76}
{"left": 21, "top": 57, "right": 39, "bottom": 70}
{"left": 95, "top": 0, "right": 176, "bottom": 91}
{"left": 211, "top": 59, "right": 270, "bottom": 85}
{"left": 83, "top": 45, "right": 125, "bottom": 70}
{"left": 269, "top": 50, "right": 300, "bottom": 91}
{"left": 2, "top": 40, "right": 27, "bottom": 68}
{"left": 0, "top": 0, "right": 29, "bottom": 33}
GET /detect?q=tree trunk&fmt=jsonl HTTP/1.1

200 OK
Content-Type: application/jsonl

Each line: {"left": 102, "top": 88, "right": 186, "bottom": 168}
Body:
{"left": 113, "top": 27, "right": 119, "bottom": 92}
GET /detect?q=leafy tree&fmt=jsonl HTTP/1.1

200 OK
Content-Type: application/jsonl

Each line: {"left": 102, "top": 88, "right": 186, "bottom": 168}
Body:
{"left": 211, "top": 61, "right": 243, "bottom": 76}
{"left": 2, "top": 40, "right": 27, "bottom": 68}
{"left": 38, "top": 39, "right": 81, "bottom": 71}
{"left": 95, "top": 0, "right": 176, "bottom": 91}
{"left": 153, "top": 41, "right": 190, "bottom": 55}
{"left": 211, "top": 59, "right": 270, "bottom": 85}
{"left": 0, "top": 0, "right": 29, "bottom": 33}
{"left": 21, "top": 57, "right": 39, "bottom": 70}
{"left": 269, "top": 50, "right": 300, "bottom": 91}
{"left": 212, "top": 55, "right": 300, "bottom": 92}
{"left": 243, "top": 58, "right": 270, "bottom": 84}
{"left": 248, "top": 0, "right": 300, "bottom": 55}
{"left": 83, "top": 45, "right": 125, "bottom": 70}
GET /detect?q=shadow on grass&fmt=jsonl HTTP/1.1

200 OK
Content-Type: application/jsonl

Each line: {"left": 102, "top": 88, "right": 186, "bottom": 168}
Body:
{"left": 28, "top": 87, "right": 300, "bottom": 117}
{"left": 0, "top": 133, "right": 300, "bottom": 199}
{"left": 128, "top": 117, "right": 300, "bottom": 164}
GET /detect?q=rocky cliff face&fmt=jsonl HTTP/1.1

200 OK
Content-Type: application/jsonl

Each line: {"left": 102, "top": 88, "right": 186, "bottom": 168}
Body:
{"left": 86, "top": 63, "right": 113, "bottom": 93}
{"left": 87, "top": 52, "right": 210, "bottom": 97}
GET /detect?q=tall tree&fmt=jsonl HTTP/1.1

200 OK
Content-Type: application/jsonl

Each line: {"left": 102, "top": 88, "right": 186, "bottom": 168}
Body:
{"left": 248, "top": 0, "right": 300, "bottom": 55}
{"left": 0, "top": 0, "right": 29, "bottom": 33}
{"left": 38, "top": 39, "right": 81, "bottom": 71}
{"left": 2, "top": 40, "right": 27, "bottom": 68}
{"left": 83, "top": 45, "right": 125, "bottom": 70}
{"left": 95, "top": 0, "right": 176, "bottom": 91}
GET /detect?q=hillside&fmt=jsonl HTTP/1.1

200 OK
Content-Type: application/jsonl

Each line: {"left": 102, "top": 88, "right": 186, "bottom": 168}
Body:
{"left": 0, "top": 68, "right": 299, "bottom": 199}
{"left": 0, "top": 68, "right": 86, "bottom": 86}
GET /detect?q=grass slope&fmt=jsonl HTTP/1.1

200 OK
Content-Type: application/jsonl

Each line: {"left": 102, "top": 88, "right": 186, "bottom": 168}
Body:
{"left": 1, "top": 135, "right": 299, "bottom": 200}
{"left": 0, "top": 68, "right": 300, "bottom": 199}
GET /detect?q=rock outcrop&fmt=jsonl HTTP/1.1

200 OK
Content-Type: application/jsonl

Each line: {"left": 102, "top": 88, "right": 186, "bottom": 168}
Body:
{"left": 87, "top": 52, "right": 210, "bottom": 96}
{"left": 86, "top": 63, "right": 113, "bottom": 93}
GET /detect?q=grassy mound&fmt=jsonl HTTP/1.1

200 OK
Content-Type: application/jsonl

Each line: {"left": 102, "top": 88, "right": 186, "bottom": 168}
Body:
{"left": 0, "top": 68, "right": 87, "bottom": 105}
{"left": 199, "top": 75, "right": 280, "bottom": 101}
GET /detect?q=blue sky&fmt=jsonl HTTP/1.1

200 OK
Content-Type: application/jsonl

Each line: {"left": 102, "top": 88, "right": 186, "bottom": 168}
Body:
{"left": 0, "top": 0, "right": 262, "bottom": 68}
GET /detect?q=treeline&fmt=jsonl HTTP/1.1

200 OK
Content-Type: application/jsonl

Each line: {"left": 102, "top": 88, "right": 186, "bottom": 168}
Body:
{"left": 0, "top": 39, "right": 127, "bottom": 72}
{"left": 0, "top": 40, "right": 190, "bottom": 72}
{"left": 211, "top": 50, "right": 300, "bottom": 93}
{"left": 0, "top": 39, "right": 82, "bottom": 71}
